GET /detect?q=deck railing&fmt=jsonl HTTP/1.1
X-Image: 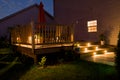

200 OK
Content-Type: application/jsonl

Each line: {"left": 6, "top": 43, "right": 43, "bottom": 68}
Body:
{"left": 11, "top": 21, "right": 74, "bottom": 45}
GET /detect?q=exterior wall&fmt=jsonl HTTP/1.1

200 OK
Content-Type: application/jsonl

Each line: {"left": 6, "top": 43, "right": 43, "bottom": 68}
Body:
{"left": 54, "top": 0, "right": 120, "bottom": 45}
{"left": 0, "top": 4, "right": 54, "bottom": 39}
{"left": 0, "top": 6, "right": 37, "bottom": 37}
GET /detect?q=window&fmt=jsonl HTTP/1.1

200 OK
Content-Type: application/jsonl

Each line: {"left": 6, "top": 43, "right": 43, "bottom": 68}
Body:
{"left": 87, "top": 20, "right": 97, "bottom": 32}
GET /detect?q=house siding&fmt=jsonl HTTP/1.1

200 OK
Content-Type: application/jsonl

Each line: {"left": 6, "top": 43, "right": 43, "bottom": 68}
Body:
{"left": 0, "top": 4, "right": 54, "bottom": 38}
{"left": 54, "top": 0, "right": 120, "bottom": 45}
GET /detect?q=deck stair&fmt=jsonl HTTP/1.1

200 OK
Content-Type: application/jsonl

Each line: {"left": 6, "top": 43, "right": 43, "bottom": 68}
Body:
{"left": 74, "top": 42, "right": 115, "bottom": 57}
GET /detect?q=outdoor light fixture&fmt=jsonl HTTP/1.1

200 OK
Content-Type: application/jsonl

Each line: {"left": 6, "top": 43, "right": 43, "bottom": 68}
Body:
{"left": 104, "top": 50, "right": 107, "bottom": 54}
{"left": 87, "top": 43, "right": 91, "bottom": 46}
{"left": 84, "top": 48, "right": 88, "bottom": 52}
{"left": 16, "top": 37, "right": 21, "bottom": 43}
{"left": 77, "top": 43, "right": 80, "bottom": 47}
{"left": 28, "top": 36, "right": 32, "bottom": 44}
{"left": 93, "top": 52, "right": 96, "bottom": 55}
{"left": 96, "top": 46, "right": 98, "bottom": 51}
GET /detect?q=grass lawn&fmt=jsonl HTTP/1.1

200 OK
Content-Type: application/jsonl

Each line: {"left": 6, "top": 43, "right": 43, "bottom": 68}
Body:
{"left": 19, "top": 60, "right": 118, "bottom": 80}
{"left": 0, "top": 48, "right": 13, "bottom": 54}
{"left": 0, "top": 47, "right": 118, "bottom": 80}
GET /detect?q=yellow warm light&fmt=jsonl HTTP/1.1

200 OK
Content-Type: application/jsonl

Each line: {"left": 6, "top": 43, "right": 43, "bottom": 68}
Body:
{"left": 16, "top": 37, "right": 21, "bottom": 43}
{"left": 84, "top": 48, "right": 88, "bottom": 52}
{"left": 87, "top": 20, "right": 97, "bottom": 26}
{"left": 87, "top": 43, "right": 91, "bottom": 46}
{"left": 34, "top": 34, "right": 41, "bottom": 44}
{"left": 104, "top": 50, "right": 107, "bottom": 54}
{"left": 77, "top": 44, "right": 80, "bottom": 47}
{"left": 96, "top": 47, "right": 98, "bottom": 51}
{"left": 28, "top": 36, "right": 32, "bottom": 44}
{"left": 93, "top": 52, "right": 96, "bottom": 55}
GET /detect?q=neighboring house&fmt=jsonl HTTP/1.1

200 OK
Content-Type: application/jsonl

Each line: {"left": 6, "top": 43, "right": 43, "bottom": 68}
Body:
{"left": 54, "top": 0, "right": 120, "bottom": 45}
{"left": 0, "top": 4, "right": 54, "bottom": 39}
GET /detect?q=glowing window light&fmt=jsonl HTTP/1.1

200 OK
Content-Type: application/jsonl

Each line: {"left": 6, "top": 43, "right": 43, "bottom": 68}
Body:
{"left": 87, "top": 20, "right": 97, "bottom": 32}
{"left": 88, "top": 27, "right": 97, "bottom": 32}
{"left": 87, "top": 20, "right": 97, "bottom": 26}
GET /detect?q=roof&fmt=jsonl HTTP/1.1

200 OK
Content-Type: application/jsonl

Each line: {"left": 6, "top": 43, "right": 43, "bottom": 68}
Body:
{"left": 0, "top": 4, "right": 54, "bottom": 23}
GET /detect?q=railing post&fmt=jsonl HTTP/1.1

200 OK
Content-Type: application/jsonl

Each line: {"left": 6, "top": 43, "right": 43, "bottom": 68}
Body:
{"left": 31, "top": 21, "right": 37, "bottom": 64}
{"left": 71, "top": 24, "right": 74, "bottom": 42}
{"left": 31, "top": 21, "right": 35, "bottom": 52}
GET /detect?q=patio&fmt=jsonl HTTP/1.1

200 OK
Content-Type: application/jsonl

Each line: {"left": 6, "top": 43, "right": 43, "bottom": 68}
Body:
{"left": 74, "top": 42, "right": 116, "bottom": 66}
{"left": 81, "top": 52, "right": 115, "bottom": 66}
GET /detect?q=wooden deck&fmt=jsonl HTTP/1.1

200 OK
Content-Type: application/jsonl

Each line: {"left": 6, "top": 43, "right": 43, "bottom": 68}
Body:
{"left": 14, "top": 43, "right": 73, "bottom": 64}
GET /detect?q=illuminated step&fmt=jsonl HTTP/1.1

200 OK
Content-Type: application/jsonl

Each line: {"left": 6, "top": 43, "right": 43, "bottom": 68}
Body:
{"left": 79, "top": 45, "right": 99, "bottom": 51}
{"left": 80, "top": 49, "right": 106, "bottom": 54}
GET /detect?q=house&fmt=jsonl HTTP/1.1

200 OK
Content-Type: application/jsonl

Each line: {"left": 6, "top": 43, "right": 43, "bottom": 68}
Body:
{"left": 0, "top": 3, "right": 54, "bottom": 39}
{"left": 54, "top": 0, "right": 120, "bottom": 45}
{"left": 9, "top": 2, "right": 74, "bottom": 63}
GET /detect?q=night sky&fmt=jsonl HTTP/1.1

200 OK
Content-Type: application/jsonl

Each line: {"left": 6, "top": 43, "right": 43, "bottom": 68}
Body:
{"left": 0, "top": 0, "right": 54, "bottom": 19}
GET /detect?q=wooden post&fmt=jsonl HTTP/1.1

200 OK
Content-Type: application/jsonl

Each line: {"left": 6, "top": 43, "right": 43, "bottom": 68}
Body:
{"left": 31, "top": 21, "right": 35, "bottom": 52}
{"left": 31, "top": 21, "right": 37, "bottom": 64}
{"left": 71, "top": 24, "right": 74, "bottom": 42}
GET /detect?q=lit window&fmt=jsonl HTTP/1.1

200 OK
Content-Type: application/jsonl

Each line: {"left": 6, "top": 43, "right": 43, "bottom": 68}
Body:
{"left": 87, "top": 20, "right": 97, "bottom": 32}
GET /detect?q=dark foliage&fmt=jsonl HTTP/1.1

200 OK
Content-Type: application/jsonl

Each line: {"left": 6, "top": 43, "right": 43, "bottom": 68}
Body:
{"left": 115, "top": 31, "right": 120, "bottom": 78}
{"left": 0, "top": 36, "right": 9, "bottom": 48}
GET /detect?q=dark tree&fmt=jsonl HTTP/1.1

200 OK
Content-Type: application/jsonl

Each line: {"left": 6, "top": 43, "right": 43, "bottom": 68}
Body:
{"left": 115, "top": 31, "right": 120, "bottom": 78}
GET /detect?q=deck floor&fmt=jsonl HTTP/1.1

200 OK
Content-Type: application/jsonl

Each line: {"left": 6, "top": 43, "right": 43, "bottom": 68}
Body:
{"left": 15, "top": 43, "right": 73, "bottom": 49}
{"left": 81, "top": 52, "right": 115, "bottom": 66}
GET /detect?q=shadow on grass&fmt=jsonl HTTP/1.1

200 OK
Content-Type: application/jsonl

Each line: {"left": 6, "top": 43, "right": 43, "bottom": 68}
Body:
{"left": 0, "top": 63, "right": 33, "bottom": 80}
{"left": 0, "top": 54, "right": 34, "bottom": 80}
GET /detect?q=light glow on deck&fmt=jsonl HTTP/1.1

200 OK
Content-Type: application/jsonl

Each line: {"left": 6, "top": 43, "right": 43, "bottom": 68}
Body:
{"left": 28, "top": 36, "right": 32, "bottom": 44}
{"left": 15, "top": 43, "right": 73, "bottom": 49}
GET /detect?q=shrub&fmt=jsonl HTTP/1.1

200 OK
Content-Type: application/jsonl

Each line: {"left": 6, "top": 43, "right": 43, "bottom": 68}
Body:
{"left": 58, "top": 58, "right": 64, "bottom": 64}
{"left": 115, "top": 31, "right": 120, "bottom": 77}
{"left": 39, "top": 56, "right": 47, "bottom": 68}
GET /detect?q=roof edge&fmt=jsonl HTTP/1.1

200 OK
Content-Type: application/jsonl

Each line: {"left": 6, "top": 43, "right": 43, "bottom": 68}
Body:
{"left": 0, "top": 3, "right": 54, "bottom": 23}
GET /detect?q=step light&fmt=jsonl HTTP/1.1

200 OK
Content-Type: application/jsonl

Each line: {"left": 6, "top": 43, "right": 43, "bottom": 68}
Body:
{"left": 95, "top": 46, "right": 98, "bottom": 51}
{"left": 84, "top": 48, "right": 88, "bottom": 52}
{"left": 104, "top": 50, "right": 107, "bottom": 54}
{"left": 93, "top": 52, "right": 96, "bottom": 55}
{"left": 87, "top": 43, "right": 91, "bottom": 47}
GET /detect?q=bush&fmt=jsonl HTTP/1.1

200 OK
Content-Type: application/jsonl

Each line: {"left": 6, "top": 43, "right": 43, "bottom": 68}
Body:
{"left": 39, "top": 56, "right": 47, "bottom": 68}
{"left": 0, "top": 36, "right": 9, "bottom": 48}
{"left": 115, "top": 31, "right": 120, "bottom": 77}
